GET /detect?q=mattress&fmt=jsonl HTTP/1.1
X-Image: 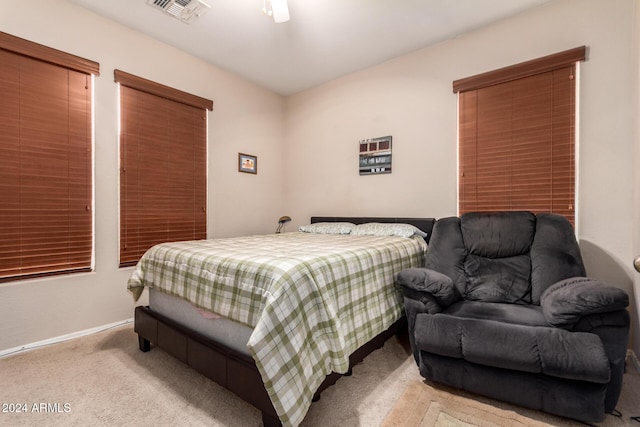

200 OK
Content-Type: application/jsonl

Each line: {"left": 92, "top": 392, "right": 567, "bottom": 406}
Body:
{"left": 149, "top": 288, "right": 252, "bottom": 355}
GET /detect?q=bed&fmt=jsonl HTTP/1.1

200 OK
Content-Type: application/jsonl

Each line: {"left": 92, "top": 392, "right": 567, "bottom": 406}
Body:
{"left": 129, "top": 216, "right": 434, "bottom": 427}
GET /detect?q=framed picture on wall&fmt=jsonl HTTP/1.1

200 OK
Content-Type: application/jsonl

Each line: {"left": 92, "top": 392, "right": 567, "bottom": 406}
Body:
{"left": 239, "top": 153, "right": 257, "bottom": 174}
{"left": 359, "top": 136, "right": 392, "bottom": 175}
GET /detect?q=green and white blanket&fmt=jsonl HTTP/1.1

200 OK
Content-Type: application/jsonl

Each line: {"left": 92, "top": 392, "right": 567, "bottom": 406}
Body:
{"left": 128, "top": 232, "right": 427, "bottom": 426}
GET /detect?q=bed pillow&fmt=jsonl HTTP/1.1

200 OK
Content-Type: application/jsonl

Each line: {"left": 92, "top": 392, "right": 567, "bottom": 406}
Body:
{"left": 298, "top": 222, "right": 356, "bottom": 235}
{"left": 352, "top": 222, "right": 428, "bottom": 239}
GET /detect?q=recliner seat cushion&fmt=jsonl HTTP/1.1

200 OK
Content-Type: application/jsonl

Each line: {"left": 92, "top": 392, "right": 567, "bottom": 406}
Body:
{"left": 415, "top": 313, "right": 610, "bottom": 384}
{"left": 443, "top": 300, "right": 547, "bottom": 327}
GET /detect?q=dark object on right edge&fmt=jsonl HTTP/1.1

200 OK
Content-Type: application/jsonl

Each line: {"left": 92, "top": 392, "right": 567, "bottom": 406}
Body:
{"left": 399, "top": 211, "right": 630, "bottom": 424}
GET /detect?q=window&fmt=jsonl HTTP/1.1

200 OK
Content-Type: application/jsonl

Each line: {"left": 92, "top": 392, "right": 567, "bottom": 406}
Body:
{"left": 0, "top": 32, "right": 99, "bottom": 282}
{"left": 454, "top": 47, "right": 585, "bottom": 225}
{"left": 116, "top": 70, "right": 212, "bottom": 267}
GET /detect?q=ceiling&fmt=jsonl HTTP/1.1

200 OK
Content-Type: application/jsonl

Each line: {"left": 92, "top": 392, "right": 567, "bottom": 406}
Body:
{"left": 70, "top": 0, "right": 552, "bottom": 96}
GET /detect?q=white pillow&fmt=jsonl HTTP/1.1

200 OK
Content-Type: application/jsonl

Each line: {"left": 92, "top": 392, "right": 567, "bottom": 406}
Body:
{"left": 352, "top": 222, "right": 428, "bottom": 239}
{"left": 298, "top": 222, "right": 356, "bottom": 235}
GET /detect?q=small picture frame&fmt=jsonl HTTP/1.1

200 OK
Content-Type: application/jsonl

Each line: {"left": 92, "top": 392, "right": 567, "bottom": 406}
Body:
{"left": 238, "top": 153, "right": 257, "bottom": 174}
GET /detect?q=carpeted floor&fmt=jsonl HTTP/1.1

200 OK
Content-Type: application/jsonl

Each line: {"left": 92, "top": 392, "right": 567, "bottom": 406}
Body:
{"left": 0, "top": 324, "right": 638, "bottom": 426}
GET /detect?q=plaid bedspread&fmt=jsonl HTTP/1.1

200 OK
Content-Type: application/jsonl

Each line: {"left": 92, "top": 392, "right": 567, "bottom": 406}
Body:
{"left": 128, "top": 232, "right": 427, "bottom": 426}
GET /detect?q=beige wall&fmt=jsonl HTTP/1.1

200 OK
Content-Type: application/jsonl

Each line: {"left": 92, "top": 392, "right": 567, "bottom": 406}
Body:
{"left": 1, "top": 0, "right": 639, "bottom": 356}
{"left": 0, "top": 0, "right": 285, "bottom": 352}
{"left": 285, "top": 0, "right": 639, "bottom": 354}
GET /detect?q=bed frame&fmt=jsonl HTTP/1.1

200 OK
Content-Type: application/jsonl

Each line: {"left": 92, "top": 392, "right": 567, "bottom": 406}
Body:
{"left": 134, "top": 216, "right": 435, "bottom": 427}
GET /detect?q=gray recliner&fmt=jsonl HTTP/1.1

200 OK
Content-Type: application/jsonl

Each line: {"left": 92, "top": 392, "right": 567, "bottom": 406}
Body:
{"left": 399, "top": 211, "right": 630, "bottom": 423}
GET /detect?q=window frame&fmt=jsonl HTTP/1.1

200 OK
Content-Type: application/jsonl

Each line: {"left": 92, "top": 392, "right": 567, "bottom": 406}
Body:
{"left": 0, "top": 32, "right": 99, "bottom": 282}
{"left": 454, "top": 47, "right": 585, "bottom": 226}
{"left": 115, "top": 70, "right": 212, "bottom": 267}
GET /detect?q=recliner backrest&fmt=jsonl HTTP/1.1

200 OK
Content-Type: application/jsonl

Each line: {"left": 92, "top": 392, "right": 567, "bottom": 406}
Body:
{"left": 425, "top": 211, "right": 586, "bottom": 305}
{"left": 530, "top": 213, "right": 586, "bottom": 303}
{"left": 461, "top": 211, "right": 535, "bottom": 303}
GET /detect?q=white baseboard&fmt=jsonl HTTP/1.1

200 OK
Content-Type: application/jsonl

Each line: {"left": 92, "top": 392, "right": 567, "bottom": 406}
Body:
{"left": 0, "top": 318, "right": 133, "bottom": 359}
{"left": 628, "top": 349, "right": 640, "bottom": 373}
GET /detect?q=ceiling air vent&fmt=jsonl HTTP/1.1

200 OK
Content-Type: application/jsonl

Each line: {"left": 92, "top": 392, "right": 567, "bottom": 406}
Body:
{"left": 147, "top": 0, "right": 211, "bottom": 24}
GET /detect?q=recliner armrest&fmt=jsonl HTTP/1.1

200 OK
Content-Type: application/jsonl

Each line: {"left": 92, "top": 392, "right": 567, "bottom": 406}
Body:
{"left": 398, "top": 268, "right": 461, "bottom": 308}
{"left": 398, "top": 268, "right": 460, "bottom": 364}
{"left": 540, "top": 277, "right": 629, "bottom": 328}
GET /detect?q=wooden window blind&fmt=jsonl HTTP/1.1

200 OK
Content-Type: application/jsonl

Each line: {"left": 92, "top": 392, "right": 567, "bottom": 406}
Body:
{"left": 116, "top": 70, "right": 211, "bottom": 267}
{"left": 454, "top": 47, "right": 585, "bottom": 225}
{"left": 0, "top": 32, "right": 98, "bottom": 282}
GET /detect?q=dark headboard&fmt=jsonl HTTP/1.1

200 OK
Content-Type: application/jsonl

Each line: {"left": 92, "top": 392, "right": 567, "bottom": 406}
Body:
{"left": 311, "top": 216, "right": 435, "bottom": 243}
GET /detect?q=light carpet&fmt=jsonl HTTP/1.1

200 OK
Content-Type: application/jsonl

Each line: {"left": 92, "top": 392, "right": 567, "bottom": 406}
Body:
{"left": 0, "top": 324, "right": 418, "bottom": 426}
{"left": 1, "top": 324, "right": 638, "bottom": 426}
